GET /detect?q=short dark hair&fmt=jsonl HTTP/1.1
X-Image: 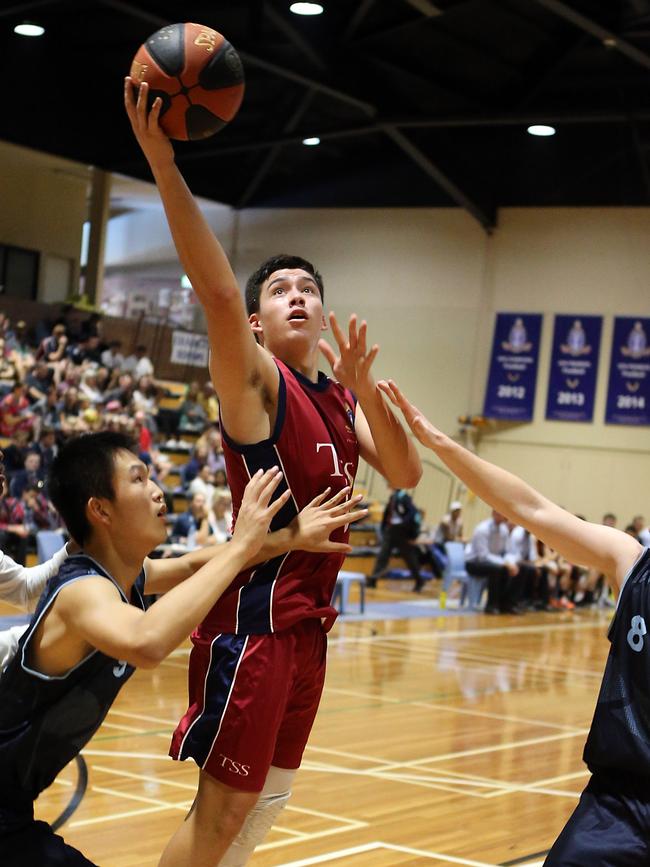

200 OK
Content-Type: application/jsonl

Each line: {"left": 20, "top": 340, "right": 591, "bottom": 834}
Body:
{"left": 245, "top": 254, "right": 324, "bottom": 316}
{"left": 49, "top": 432, "right": 136, "bottom": 545}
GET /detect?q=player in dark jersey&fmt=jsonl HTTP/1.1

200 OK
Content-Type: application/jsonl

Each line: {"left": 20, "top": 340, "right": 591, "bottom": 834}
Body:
{"left": 377, "top": 378, "right": 647, "bottom": 867}
{"left": 125, "top": 80, "right": 422, "bottom": 866}
{"left": 0, "top": 432, "right": 365, "bottom": 867}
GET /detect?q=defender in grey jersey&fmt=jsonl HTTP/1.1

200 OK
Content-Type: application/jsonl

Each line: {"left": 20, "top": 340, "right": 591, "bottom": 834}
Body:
{"left": 378, "top": 377, "right": 646, "bottom": 867}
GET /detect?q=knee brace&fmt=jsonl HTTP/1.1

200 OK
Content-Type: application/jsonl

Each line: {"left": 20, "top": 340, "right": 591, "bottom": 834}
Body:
{"left": 218, "top": 766, "right": 296, "bottom": 867}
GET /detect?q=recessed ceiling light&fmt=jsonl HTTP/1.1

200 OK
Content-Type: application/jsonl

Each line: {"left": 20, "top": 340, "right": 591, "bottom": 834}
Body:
{"left": 290, "top": 3, "right": 324, "bottom": 16}
{"left": 527, "top": 124, "right": 555, "bottom": 137}
{"left": 14, "top": 22, "right": 45, "bottom": 37}
{"left": 302, "top": 137, "right": 320, "bottom": 146}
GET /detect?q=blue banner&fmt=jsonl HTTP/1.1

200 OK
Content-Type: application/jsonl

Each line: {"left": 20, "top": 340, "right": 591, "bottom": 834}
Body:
{"left": 483, "top": 313, "right": 543, "bottom": 421}
{"left": 545, "top": 315, "right": 602, "bottom": 422}
{"left": 605, "top": 316, "right": 650, "bottom": 426}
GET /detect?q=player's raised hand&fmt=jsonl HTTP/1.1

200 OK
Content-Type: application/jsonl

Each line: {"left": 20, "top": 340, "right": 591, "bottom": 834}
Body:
{"left": 124, "top": 77, "right": 174, "bottom": 167}
{"left": 319, "top": 313, "right": 379, "bottom": 400}
{"left": 377, "top": 379, "right": 444, "bottom": 449}
{"left": 290, "top": 487, "right": 368, "bottom": 554}
{"left": 231, "top": 467, "right": 291, "bottom": 557}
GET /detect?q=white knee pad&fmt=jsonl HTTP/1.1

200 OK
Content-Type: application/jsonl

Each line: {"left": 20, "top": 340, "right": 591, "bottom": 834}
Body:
{"left": 218, "top": 766, "right": 296, "bottom": 867}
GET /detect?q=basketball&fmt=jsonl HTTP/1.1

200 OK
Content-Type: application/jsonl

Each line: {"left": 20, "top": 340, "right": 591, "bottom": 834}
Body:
{"left": 129, "top": 22, "right": 245, "bottom": 141}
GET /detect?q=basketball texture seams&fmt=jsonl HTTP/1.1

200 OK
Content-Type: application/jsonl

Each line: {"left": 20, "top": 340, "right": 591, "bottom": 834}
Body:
{"left": 129, "top": 22, "right": 245, "bottom": 140}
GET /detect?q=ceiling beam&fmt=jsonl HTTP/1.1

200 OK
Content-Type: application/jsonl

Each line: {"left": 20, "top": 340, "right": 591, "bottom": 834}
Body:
{"left": 0, "top": 0, "right": 65, "bottom": 18}
{"left": 402, "top": 0, "right": 442, "bottom": 17}
{"left": 342, "top": 0, "right": 376, "bottom": 41}
{"left": 98, "top": 0, "right": 376, "bottom": 117}
{"left": 263, "top": 2, "right": 327, "bottom": 72}
{"left": 531, "top": 0, "right": 650, "bottom": 72}
{"left": 236, "top": 89, "right": 316, "bottom": 208}
{"left": 381, "top": 124, "right": 494, "bottom": 230}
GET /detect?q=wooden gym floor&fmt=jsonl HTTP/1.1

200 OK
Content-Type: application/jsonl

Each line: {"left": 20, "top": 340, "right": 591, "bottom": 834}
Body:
{"left": 1, "top": 584, "right": 611, "bottom": 866}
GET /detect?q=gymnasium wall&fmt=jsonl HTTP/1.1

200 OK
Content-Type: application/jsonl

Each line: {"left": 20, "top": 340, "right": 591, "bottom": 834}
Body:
{"left": 0, "top": 140, "right": 647, "bottom": 528}
{"left": 0, "top": 141, "right": 86, "bottom": 299}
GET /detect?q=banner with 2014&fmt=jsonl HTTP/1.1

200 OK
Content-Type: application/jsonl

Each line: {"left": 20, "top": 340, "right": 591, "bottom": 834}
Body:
{"left": 605, "top": 316, "right": 650, "bottom": 426}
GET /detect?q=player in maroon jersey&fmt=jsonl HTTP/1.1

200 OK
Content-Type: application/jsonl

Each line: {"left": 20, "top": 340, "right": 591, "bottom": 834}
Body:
{"left": 126, "top": 80, "right": 422, "bottom": 867}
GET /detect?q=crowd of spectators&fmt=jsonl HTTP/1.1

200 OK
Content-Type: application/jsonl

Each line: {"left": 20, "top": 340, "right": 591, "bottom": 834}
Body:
{"left": 0, "top": 306, "right": 231, "bottom": 564}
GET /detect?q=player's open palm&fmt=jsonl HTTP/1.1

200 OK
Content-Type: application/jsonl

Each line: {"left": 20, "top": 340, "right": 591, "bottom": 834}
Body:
{"left": 292, "top": 487, "right": 368, "bottom": 554}
{"left": 377, "top": 379, "right": 443, "bottom": 449}
{"left": 232, "top": 468, "right": 291, "bottom": 557}
{"left": 319, "top": 313, "right": 379, "bottom": 400}
{"left": 124, "top": 77, "right": 174, "bottom": 168}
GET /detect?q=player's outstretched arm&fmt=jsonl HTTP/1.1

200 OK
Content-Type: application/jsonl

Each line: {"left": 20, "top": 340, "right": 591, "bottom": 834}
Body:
{"left": 57, "top": 469, "right": 290, "bottom": 668}
{"left": 124, "top": 78, "right": 277, "bottom": 430}
{"left": 378, "top": 379, "right": 642, "bottom": 593}
{"left": 144, "top": 487, "right": 369, "bottom": 593}
{"left": 319, "top": 314, "right": 421, "bottom": 489}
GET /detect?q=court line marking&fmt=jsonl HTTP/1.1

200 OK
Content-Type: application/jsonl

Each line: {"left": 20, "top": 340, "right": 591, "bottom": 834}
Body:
{"left": 69, "top": 804, "right": 183, "bottom": 828}
{"left": 276, "top": 840, "right": 498, "bottom": 866}
{"left": 325, "top": 686, "right": 587, "bottom": 733}
{"left": 90, "top": 784, "right": 188, "bottom": 812}
{"left": 328, "top": 619, "right": 607, "bottom": 647}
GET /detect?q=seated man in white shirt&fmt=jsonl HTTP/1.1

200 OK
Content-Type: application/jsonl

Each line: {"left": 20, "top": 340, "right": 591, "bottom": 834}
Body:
{"left": 464, "top": 510, "right": 521, "bottom": 614}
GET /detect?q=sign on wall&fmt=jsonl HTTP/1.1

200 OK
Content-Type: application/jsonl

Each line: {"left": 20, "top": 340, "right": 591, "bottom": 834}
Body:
{"left": 545, "top": 315, "right": 602, "bottom": 422}
{"left": 170, "top": 330, "right": 209, "bottom": 368}
{"left": 605, "top": 316, "right": 650, "bottom": 426}
{"left": 483, "top": 312, "right": 543, "bottom": 422}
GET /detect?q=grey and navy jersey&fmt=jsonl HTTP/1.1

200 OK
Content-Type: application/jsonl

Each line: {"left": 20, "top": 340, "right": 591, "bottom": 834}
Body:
{"left": 583, "top": 547, "right": 650, "bottom": 777}
{"left": 0, "top": 554, "right": 146, "bottom": 821}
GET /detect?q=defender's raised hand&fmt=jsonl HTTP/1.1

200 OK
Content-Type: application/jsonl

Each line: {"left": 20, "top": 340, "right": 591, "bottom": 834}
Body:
{"left": 231, "top": 468, "right": 291, "bottom": 558}
{"left": 319, "top": 313, "right": 379, "bottom": 400}
{"left": 377, "top": 379, "right": 444, "bottom": 449}
{"left": 124, "top": 77, "right": 174, "bottom": 168}
{"left": 290, "top": 487, "right": 368, "bottom": 554}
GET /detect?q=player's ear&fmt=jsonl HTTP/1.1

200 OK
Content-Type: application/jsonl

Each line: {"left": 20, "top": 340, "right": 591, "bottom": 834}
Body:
{"left": 86, "top": 496, "right": 111, "bottom": 529}
{"left": 249, "top": 313, "right": 264, "bottom": 346}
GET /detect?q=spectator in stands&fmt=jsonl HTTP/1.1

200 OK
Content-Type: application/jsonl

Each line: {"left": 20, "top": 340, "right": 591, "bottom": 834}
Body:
{"left": 79, "top": 368, "right": 103, "bottom": 404}
{"left": 36, "top": 324, "right": 68, "bottom": 386}
{"left": 10, "top": 452, "right": 46, "bottom": 499}
{"left": 207, "top": 491, "right": 233, "bottom": 545}
{"left": 25, "top": 361, "right": 54, "bottom": 407}
{"left": 0, "top": 337, "right": 18, "bottom": 387}
{"left": 199, "top": 381, "right": 219, "bottom": 424}
{"left": 179, "top": 381, "right": 207, "bottom": 432}
{"left": 57, "top": 387, "right": 83, "bottom": 435}
{"left": 39, "top": 387, "right": 60, "bottom": 432}
{"left": 421, "top": 499, "right": 465, "bottom": 577}
{"left": 172, "top": 492, "right": 211, "bottom": 548}
{"left": 103, "top": 372, "right": 135, "bottom": 409}
{"left": 101, "top": 339, "right": 125, "bottom": 370}
{"left": 367, "top": 488, "right": 424, "bottom": 592}
{"left": 196, "top": 426, "right": 226, "bottom": 475}
{"left": 0, "top": 485, "right": 51, "bottom": 565}
{"left": 1, "top": 429, "right": 32, "bottom": 481}
{"left": 465, "top": 510, "right": 520, "bottom": 614}
{"left": 124, "top": 344, "right": 154, "bottom": 380}
{"left": 31, "top": 428, "right": 58, "bottom": 476}
{"left": 213, "top": 468, "right": 229, "bottom": 498}
{"left": 188, "top": 464, "right": 216, "bottom": 504}
{"left": 631, "top": 515, "right": 648, "bottom": 543}
{"left": 0, "top": 383, "right": 34, "bottom": 438}
{"left": 5, "top": 320, "right": 35, "bottom": 374}
{"left": 602, "top": 512, "right": 617, "bottom": 528}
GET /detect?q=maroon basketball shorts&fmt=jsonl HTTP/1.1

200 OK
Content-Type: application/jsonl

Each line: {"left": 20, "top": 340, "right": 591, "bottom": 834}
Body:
{"left": 170, "top": 618, "right": 327, "bottom": 792}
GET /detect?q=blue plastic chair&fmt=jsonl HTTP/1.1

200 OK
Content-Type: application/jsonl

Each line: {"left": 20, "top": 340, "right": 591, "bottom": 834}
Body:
{"left": 36, "top": 531, "right": 66, "bottom": 564}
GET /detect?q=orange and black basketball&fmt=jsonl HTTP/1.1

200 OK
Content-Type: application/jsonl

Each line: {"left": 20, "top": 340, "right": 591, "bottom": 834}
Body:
{"left": 129, "top": 22, "right": 245, "bottom": 141}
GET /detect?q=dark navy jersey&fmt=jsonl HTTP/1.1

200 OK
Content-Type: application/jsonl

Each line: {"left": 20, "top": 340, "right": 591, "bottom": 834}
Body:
{"left": 0, "top": 554, "right": 146, "bottom": 823}
{"left": 583, "top": 547, "right": 650, "bottom": 777}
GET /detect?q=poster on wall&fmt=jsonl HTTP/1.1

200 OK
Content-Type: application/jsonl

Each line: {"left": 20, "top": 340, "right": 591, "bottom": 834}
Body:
{"left": 483, "top": 312, "right": 543, "bottom": 421}
{"left": 605, "top": 316, "right": 650, "bottom": 426}
{"left": 170, "top": 330, "right": 209, "bottom": 368}
{"left": 545, "top": 315, "right": 602, "bottom": 422}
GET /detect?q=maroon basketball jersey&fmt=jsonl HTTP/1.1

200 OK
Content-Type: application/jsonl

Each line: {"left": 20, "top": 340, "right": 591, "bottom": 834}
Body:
{"left": 200, "top": 359, "right": 359, "bottom": 636}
